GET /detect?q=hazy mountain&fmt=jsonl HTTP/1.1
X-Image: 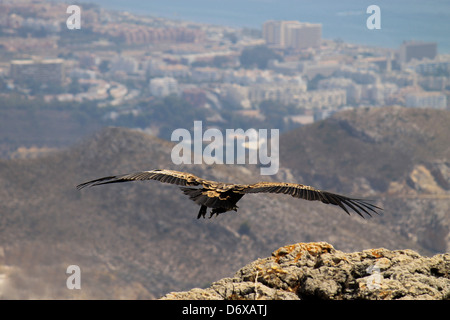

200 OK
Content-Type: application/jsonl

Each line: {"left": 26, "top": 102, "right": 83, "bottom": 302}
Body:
{"left": 0, "top": 107, "right": 448, "bottom": 299}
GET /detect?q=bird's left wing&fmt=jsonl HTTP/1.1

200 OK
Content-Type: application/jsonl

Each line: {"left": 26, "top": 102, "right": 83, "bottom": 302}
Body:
{"left": 76, "top": 169, "right": 209, "bottom": 189}
{"left": 241, "top": 182, "right": 382, "bottom": 218}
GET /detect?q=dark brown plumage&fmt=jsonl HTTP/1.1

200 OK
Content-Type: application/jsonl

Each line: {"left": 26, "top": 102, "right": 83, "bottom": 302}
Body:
{"left": 76, "top": 169, "right": 382, "bottom": 219}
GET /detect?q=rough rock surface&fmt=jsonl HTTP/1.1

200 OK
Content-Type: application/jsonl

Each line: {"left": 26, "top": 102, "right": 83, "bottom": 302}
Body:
{"left": 161, "top": 242, "right": 450, "bottom": 300}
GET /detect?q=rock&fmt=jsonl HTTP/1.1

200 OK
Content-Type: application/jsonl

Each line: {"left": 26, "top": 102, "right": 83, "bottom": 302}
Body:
{"left": 160, "top": 242, "right": 450, "bottom": 300}
{"left": 406, "top": 164, "right": 444, "bottom": 193}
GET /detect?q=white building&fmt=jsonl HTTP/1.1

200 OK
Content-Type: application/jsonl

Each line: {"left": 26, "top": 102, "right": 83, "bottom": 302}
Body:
{"left": 220, "top": 71, "right": 307, "bottom": 107}
{"left": 223, "top": 68, "right": 305, "bottom": 87}
{"left": 334, "top": 66, "right": 379, "bottom": 85}
{"left": 146, "top": 60, "right": 190, "bottom": 78}
{"left": 382, "top": 71, "right": 417, "bottom": 87}
{"left": 285, "top": 23, "right": 322, "bottom": 49}
{"left": 22, "top": 17, "right": 61, "bottom": 33}
{"left": 10, "top": 58, "right": 65, "bottom": 85}
{"left": 410, "top": 55, "right": 450, "bottom": 75}
{"left": 318, "top": 77, "right": 362, "bottom": 105}
{"left": 405, "top": 91, "right": 447, "bottom": 109}
{"left": 69, "top": 68, "right": 97, "bottom": 80}
{"left": 302, "top": 62, "right": 340, "bottom": 80}
{"left": 149, "top": 77, "right": 179, "bottom": 97}
{"left": 110, "top": 55, "right": 139, "bottom": 74}
{"left": 292, "top": 89, "right": 347, "bottom": 110}
{"left": 191, "top": 67, "right": 223, "bottom": 83}
{"left": 399, "top": 41, "right": 437, "bottom": 64}
{"left": 263, "top": 20, "right": 322, "bottom": 49}
{"left": 221, "top": 83, "right": 251, "bottom": 109}
{"left": 248, "top": 83, "right": 307, "bottom": 105}
{"left": 368, "top": 82, "right": 398, "bottom": 105}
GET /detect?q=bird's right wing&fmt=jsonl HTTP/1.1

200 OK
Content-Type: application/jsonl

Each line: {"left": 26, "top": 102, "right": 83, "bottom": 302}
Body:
{"left": 76, "top": 169, "right": 210, "bottom": 189}
{"left": 241, "top": 182, "right": 382, "bottom": 218}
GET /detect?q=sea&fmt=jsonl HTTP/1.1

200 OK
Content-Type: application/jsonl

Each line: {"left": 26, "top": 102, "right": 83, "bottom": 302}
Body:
{"left": 81, "top": 0, "right": 450, "bottom": 53}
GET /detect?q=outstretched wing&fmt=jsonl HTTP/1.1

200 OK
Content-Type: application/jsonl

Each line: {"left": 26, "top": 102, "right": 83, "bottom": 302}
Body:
{"left": 76, "top": 169, "right": 210, "bottom": 189}
{"left": 241, "top": 182, "right": 382, "bottom": 218}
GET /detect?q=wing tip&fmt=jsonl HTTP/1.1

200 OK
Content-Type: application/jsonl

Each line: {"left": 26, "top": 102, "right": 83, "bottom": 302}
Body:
{"left": 76, "top": 175, "right": 120, "bottom": 190}
{"left": 322, "top": 191, "right": 383, "bottom": 218}
{"left": 349, "top": 199, "right": 383, "bottom": 219}
{"left": 76, "top": 183, "right": 86, "bottom": 190}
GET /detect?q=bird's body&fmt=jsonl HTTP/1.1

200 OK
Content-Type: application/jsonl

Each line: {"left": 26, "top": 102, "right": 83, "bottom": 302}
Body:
{"left": 180, "top": 187, "right": 244, "bottom": 218}
{"left": 76, "top": 169, "right": 382, "bottom": 219}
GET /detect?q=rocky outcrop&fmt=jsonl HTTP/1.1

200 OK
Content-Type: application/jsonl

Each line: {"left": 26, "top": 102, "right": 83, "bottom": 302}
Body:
{"left": 161, "top": 242, "right": 450, "bottom": 300}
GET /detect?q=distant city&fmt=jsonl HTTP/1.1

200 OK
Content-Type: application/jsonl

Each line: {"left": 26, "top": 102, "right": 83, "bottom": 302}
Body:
{"left": 0, "top": 0, "right": 449, "bottom": 137}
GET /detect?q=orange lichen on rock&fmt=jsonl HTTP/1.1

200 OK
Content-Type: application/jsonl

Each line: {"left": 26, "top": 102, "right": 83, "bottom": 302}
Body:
{"left": 273, "top": 242, "right": 334, "bottom": 263}
{"left": 370, "top": 249, "right": 385, "bottom": 258}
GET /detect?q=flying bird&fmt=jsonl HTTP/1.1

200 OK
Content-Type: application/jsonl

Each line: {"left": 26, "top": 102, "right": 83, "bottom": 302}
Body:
{"left": 76, "top": 169, "right": 382, "bottom": 219}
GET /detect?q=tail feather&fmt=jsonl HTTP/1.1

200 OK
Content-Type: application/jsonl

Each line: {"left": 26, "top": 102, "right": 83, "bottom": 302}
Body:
{"left": 180, "top": 187, "right": 203, "bottom": 202}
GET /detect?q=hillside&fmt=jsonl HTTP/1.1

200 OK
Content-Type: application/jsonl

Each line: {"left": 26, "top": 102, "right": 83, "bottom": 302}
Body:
{"left": 0, "top": 106, "right": 449, "bottom": 299}
{"left": 280, "top": 106, "right": 450, "bottom": 193}
{"left": 0, "top": 97, "right": 102, "bottom": 158}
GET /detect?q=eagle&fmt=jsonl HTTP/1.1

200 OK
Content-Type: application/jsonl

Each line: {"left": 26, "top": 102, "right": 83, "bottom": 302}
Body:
{"left": 77, "top": 169, "right": 383, "bottom": 219}
{"left": 76, "top": 169, "right": 382, "bottom": 219}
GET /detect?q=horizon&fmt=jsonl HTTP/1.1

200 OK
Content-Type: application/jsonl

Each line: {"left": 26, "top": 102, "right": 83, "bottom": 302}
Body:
{"left": 79, "top": 0, "right": 450, "bottom": 53}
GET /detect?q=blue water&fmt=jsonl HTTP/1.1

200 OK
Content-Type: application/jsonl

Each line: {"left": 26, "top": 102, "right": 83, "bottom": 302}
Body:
{"left": 82, "top": 0, "right": 450, "bottom": 53}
